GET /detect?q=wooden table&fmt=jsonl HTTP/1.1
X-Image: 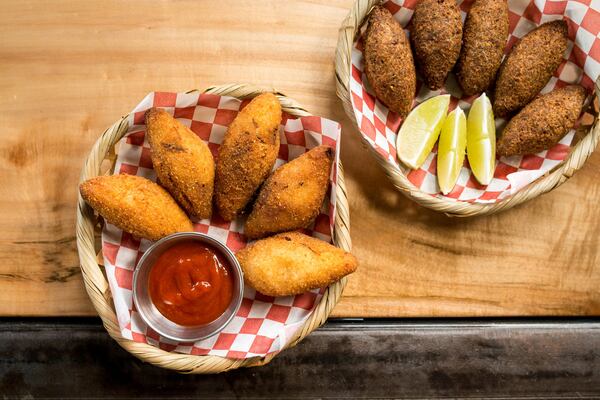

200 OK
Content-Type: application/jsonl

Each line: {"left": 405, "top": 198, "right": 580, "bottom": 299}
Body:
{"left": 1, "top": 0, "right": 599, "bottom": 318}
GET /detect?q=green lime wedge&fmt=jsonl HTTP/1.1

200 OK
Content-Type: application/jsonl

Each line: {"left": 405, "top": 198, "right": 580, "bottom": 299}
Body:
{"left": 397, "top": 95, "right": 450, "bottom": 169}
{"left": 437, "top": 107, "right": 467, "bottom": 195}
{"left": 466, "top": 93, "right": 496, "bottom": 185}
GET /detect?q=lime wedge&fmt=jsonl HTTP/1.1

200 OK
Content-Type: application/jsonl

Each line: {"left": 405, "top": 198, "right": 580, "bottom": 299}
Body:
{"left": 397, "top": 95, "right": 450, "bottom": 169}
{"left": 466, "top": 93, "right": 496, "bottom": 185}
{"left": 437, "top": 107, "right": 467, "bottom": 195}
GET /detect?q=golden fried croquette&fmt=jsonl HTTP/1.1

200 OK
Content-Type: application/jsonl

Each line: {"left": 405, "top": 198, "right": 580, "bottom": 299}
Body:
{"left": 493, "top": 20, "right": 568, "bottom": 118}
{"left": 79, "top": 175, "right": 193, "bottom": 241}
{"left": 214, "top": 93, "right": 282, "bottom": 221}
{"left": 364, "top": 5, "right": 416, "bottom": 118}
{"left": 145, "top": 108, "right": 215, "bottom": 219}
{"left": 456, "top": 0, "right": 509, "bottom": 95}
{"left": 245, "top": 145, "right": 333, "bottom": 239}
{"left": 236, "top": 232, "right": 358, "bottom": 296}
{"left": 411, "top": 0, "right": 463, "bottom": 90}
{"left": 497, "top": 85, "right": 586, "bottom": 157}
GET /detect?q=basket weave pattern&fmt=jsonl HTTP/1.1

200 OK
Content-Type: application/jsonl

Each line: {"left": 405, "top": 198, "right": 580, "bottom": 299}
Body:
{"left": 76, "top": 84, "right": 352, "bottom": 373}
{"left": 335, "top": 0, "right": 600, "bottom": 217}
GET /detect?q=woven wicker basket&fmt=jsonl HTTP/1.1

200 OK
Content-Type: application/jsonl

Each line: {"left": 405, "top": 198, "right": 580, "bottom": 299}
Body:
{"left": 76, "top": 84, "right": 352, "bottom": 374}
{"left": 335, "top": 0, "right": 600, "bottom": 217}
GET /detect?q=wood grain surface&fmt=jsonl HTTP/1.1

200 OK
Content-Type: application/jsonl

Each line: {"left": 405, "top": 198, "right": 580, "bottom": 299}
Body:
{"left": 0, "top": 0, "right": 598, "bottom": 317}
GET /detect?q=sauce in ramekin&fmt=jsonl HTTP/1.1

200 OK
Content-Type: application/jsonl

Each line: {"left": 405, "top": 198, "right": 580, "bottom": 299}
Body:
{"left": 148, "top": 240, "right": 234, "bottom": 326}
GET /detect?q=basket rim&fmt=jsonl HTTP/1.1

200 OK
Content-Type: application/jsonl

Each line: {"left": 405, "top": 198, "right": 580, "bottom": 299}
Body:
{"left": 75, "top": 83, "right": 352, "bottom": 374}
{"left": 334, "top": 0, "right": 600, "bottom": 217}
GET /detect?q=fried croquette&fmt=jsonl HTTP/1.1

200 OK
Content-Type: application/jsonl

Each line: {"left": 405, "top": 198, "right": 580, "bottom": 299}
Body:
{"left": 214, "top": 93, "right": 282, "bottom": 221}
{"left": 493, "top": 20, "right": 568, "bottom": 118}
{"left": 456, "top": 0, "right": 509, "bottom": 95}
{"left": 245, "top": 145, "right": 333, "bottom": 239}
{"left": 236, "top": 232, "right": 358, "bottom": 296}
{"left": 497, "top": 85, "right": 586, "bottom": 157}
{"left": 364, "top": 5, "right": 416, "bottom": 118}
{"left": 411, "top": 0, "right": 463, "bottom": 90}
{"left": 79, "top": 175, "right": 193, "bottom": 241}
{"left": 145, "top": 108, "right": 215, "bottom": 219}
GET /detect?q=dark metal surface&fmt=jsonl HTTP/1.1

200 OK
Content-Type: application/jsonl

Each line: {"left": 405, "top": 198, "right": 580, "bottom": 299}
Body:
{"left": 0, "top": 318, "right": 599, "bottom": 399}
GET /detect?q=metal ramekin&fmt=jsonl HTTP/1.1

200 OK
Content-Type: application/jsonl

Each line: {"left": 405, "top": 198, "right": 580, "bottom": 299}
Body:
{"left": 132, "top": 232, "right": 244, "bottom": 342}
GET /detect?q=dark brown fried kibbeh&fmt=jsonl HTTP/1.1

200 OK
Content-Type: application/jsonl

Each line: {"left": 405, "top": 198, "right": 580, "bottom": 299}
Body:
{"left": 498, "top": 85, "right": 586, "bottom": 157}
{"left": 411, "top": 0, "right": 463, "bottom": 90}
{"left": 364, "top": 5, "right": 416, "bottom": 118}
{"left": 493, "top": 20, "right": 568, "bottom": 118}
{"left": 456, "top": 0, "right": 509, "bottom": 95}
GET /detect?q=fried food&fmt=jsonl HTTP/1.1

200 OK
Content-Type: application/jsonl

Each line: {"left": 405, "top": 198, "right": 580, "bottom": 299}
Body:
{"left": 245, "top": 145, "right": 333, "bottom": 239}
{"left": 364, "top": 5, "right": 416, "bottom": 118}
{"left": 493, "top": 20, "right": 568, "bottom": 118}
{"left": 145, "top": 108, "right": 215, "bottom": 219}
{"left": 411, "top": 0, "right": 463, "bottom": 90}
{"left": 79, "top": 175, "right": 193, "bottom": 241}
{"left": 456, "top": 0, "right": 509, "bottom": 95}
{"left": 236, "top": 232, "right": 358, "bottom": 296}
{"left": 497, "top": 85, "right": 586, "bottom": 157}
{"left": 214, "top": 93, "right": 282, "bottom": 221}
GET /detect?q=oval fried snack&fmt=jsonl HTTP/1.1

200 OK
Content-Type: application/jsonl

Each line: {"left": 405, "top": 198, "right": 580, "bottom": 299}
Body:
{"left": 497, "top": 85, "right": 586, "bottom": 157}
{"left": 493, "top": 20, "right": 568, "bottom": 118}
{"left": 236, "top": 232, "right": 358, "bottom": 297}
{"left": 214, "top": 93, "right": 282, "bottom": 221}
{"left": 456, "top": 0, "right": 509, "bottom": 96}
{"left": 245, "top": 145, "right": 333, "bottom": 239}
{"left": 364, "top": 5, "right": 416, "bottom": 118}
{"left": 145, "top": 108, "right": 215, "bottom": 219}
{"left": 411, "top": 0, "right": 463, "bottom": 90}
{"left": 79, "top": 175, "right": 193, "bottom": 241}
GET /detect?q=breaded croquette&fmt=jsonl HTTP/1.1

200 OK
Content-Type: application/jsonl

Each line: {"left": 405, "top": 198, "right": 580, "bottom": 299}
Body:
{"left": 411, "top": 0, "right": 463, "bottom": 90}
{"left": 494, "top": 20, "right": 568, "bottom": 117}
{"left": 214, "top": 93, "right": 282, "bottom": 221}
{"left": 364, "top": 5, "right": 416, "bottom": 118}
{"left": 145, "top": 108, "right": 215, "bottom": 219}
{"left": 245, "top": 145, "right": 333, "bottom": 239}
{"left": 456, "top": 0, "right": 509, "bottom": 95}
{"left": 80, "top": 175, "right": 193, "bottom": 241}
{"left": 498, "top": 85, "right": 586, "bottom": 157}
{"left": 236, "top": 232, "right": 358, "bottom": 296}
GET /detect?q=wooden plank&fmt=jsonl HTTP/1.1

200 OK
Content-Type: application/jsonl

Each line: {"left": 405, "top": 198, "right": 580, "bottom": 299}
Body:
{"left": 0, "top": 0, "right": 598, "bottom": 317}
{"left": 1, "top": 318, "right": 599, "bottom": 397}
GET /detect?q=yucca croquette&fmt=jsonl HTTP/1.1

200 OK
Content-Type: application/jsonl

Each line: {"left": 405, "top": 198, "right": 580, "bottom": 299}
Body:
{"left": 411, "top": 0, "right": 463, "bottom": 90}
{"left": 364, "top": 5, "right": 416, "bottom": 118}
{"left": 79, "top": 175, "right": 193, "bottom": 241}
{"left": 494, "top": 20, "right": 568, "bottom": 118}
{"left": 214, "top": 93, "right": 282, "bottom": 221}
{"left": 456, "top": 0, "right": 509, "bottom": 95}
{"left": 236, "top": 232, "right": 358, "bottom": 297}
{"left": 145, "top": 108, "right": 215, "bottom": 220}
{"left": 245, "top": 145, "right": 333, "bottom": 239}
{"left": 498, "top": 85, "right": 586, "bottom": 157}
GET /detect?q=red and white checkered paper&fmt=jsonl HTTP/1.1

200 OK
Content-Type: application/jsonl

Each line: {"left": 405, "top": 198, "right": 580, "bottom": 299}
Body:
{"left": 351, "top": 0, "right": 600, "bottom": 203}
{"left": 101, "top": 91, "right": 341, "bottom": 359}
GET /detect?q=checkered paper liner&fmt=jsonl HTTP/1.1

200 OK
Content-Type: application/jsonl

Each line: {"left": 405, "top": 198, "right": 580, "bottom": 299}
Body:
{"left": 101, "top": 91, "right": 341, "bottom": 359}
{"left": 351, "top": 0, "right": 600, "bottom": 203}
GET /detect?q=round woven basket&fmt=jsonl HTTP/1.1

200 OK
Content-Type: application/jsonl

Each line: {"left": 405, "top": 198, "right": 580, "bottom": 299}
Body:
{"left": 335, "top": 0, "right": 600, "bottom": 217}
{"left": 76, "top": 83, "right": 352, "bottom": 374}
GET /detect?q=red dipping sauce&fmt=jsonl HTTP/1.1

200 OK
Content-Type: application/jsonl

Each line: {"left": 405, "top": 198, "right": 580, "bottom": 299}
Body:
{"left": 148, "top": 240, "right": 234, "bottom": 326}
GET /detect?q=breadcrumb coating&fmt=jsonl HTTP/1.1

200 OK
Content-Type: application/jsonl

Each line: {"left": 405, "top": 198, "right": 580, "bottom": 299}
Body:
{"left": 236, "top": 232, "right": 358, "bottom": 297}
{"left": 79, "top": 174, "right": 193, "bottom": 241}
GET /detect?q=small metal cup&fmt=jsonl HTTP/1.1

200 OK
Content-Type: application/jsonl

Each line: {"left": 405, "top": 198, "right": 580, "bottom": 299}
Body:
{"left": 132, "top": 232, "right": 244, "bottom": 342}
